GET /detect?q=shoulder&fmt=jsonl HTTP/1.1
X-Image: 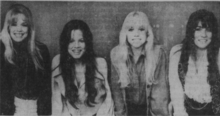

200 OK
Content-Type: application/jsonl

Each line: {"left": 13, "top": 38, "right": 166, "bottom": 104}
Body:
{"left": 0, "top": 41, "right": 5, "bottom": 56}
{"left": 110, "top": 45, "right": 127, "bottom": 64}
{"left": 96, "top": 57, "right": 107, "bottom": 69}
{"left": 95, "top": 57, "right": 107, "bottom": 80}
{"left": 217, "top": 48, "right": 220, "bottom": 70}
{"left": 152, "top": 45, "right": 167, "bottom": 60}
{"left": 52, "top": 54, "right": 60, "bottom": 70}
{"left": 154, "top": 44, "right": 166, "bottom": 54}
{"left": 169, "top": 44, "right": 182, "bottom": 65}
{"left": 110, "top": 45, "right": 120, "bottom": 59}
{"left": 170, "top": 44, "right": 182, "bottom": 58}
{"left": 36, "top": 41, "right": 48, "bottom": 51}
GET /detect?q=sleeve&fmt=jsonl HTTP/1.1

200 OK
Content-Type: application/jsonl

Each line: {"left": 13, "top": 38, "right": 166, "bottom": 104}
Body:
{"left": 51, "top": 55, "right": 64, "bottom": 116}
{"left": 168, "top": 45, "right": 188, "bottom": 116}
{"left": 0, "top": 42, "right": 14, "bottom": 115}
{"left": 37, "top": 44, "right": 52, "bottom": 115}
{"left": 95, "top": 58, "right": 115, "bottom": 116}
{"left": 212, "top": 49, "right": 220, "bottom": 114}
{"left": 110, "top": 62, "right": 126, "bottom": 116}
{"left": 150, "top": 48, "right": 169, "bottom": 116}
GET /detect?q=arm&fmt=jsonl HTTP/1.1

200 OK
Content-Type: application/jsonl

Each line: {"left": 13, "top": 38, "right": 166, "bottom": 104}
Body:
{"left": 168, "top": 45, "right": 188, "bottom": 116}
{"left": 51, "top": 55, "right": 63, "bottom": 116}
{"left": 212, "top": 49, "right": 220, "bottom": 114}
{"left": 95, "top": 58, "right": 114, "bottom": 116}
{"left": 110, "top": 62, "right": 126, "bottom": 116}
{"left": 0, "top": 42, "right": 14, "bottom": 115}
{"left": 150, "top": 47, "right": 169, "bottom": 116}
{"left": 37, "top": 44, "right": 52, "bottom": 115}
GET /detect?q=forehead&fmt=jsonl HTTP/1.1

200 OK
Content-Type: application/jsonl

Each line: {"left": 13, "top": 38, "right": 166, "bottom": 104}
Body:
{"left": 71, "top": 29, "right": 83, "bottom": 39}
{"left": 196, "top": 20, "right": 211, "bottom": 28}
{"left": 11, "top": 13, "right": 27, "bottom": 22}
{"left": 126, "top": 15, "right": 148, "bottom": 27}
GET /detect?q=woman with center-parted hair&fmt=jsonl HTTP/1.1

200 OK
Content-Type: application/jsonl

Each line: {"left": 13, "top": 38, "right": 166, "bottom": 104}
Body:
{"left": 0, "top": 4, "right": 51, "bottom": 116}
{"left": 110, "top": 11, "right": 169, "bottom": 116}
{"left": 169, "top": 9, "right": 220, "bottom": 116}
{"left": 51, "top": 19, "right": 114, "bottom": 116}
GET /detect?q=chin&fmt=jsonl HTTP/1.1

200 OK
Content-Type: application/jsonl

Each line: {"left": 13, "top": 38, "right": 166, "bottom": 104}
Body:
{"left": 72, "top": 54, "right": 83, "bottom": 59}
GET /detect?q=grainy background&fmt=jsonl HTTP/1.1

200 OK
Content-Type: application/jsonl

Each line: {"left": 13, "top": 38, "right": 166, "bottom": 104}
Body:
{"left": 1, "top": 1, "right": 220, "bottom": 61}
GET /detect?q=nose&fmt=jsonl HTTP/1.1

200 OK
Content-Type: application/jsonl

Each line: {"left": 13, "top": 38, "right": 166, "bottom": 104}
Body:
{"left": 201, "top": 29, "right": 208, "bottom": 37}
{"left": 74, "top": 41, "right": 79, "bottom": 48}
{"left": 17, "top": 25, "right": 23, "bottom": 32}
{"left": 134, "top": 30, "right": 140, "bottom": 37}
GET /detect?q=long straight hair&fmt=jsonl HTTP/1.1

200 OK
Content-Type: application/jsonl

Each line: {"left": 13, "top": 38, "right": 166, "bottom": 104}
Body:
{"left": 1, "top": 4, "right": 42, "bottom": 69}
{"left": 59, "top": 20, "right": 98, "bottom": 108}
{"left": 179, "top": 9, "right": 219, "bottom": 85}
{"left": 111, "top": 11, "right": 158, "bottom": 88}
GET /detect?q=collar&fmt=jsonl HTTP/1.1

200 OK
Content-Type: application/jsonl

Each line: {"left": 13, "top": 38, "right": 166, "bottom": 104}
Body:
{"left": 128, "top": 46, "right": 146, "bottom": 57}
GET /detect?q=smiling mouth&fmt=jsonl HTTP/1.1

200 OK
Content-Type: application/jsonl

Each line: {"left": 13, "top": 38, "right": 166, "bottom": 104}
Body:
{"left": 198, "top": 39, "right": 208, "bottom": 43}
{"left": 132, "top": 38, "right": 141, "bottom": 41}
{"left": 14, "top": 33, "right": 25, "bottom": 38}
{"left": 72, "top": 50, "right": 83, "bottom": 55}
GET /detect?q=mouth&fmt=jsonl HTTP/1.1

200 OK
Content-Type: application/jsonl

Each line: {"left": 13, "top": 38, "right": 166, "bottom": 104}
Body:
{"left": 14, "top": 33, "right": 25, "bottom": 38}
{"left": 132, "top": 38, "right": 141, "bottom": 41}
{"left": 198, "top": 39, "right": 208, "bottom": 44}
{"left": 72, "top": 49, "right": 83, "bottom": 55}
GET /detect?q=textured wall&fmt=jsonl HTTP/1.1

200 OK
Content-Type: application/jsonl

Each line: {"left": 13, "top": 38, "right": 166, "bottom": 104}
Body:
{"left": 1, "top": 1, "right": 220, "bottom": 61}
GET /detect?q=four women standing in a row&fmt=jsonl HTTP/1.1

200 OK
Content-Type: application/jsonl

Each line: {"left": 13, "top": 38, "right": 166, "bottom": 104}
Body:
{"left": 0, "top": 3, "right": 220, "bottom": 116}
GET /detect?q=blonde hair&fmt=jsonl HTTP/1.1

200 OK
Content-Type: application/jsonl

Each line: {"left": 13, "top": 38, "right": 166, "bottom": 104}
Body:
{"left": 1, "top": 4, "right": 42, "bottom": 69}
{"left": 111, "top": 11, "right": 159, "bottom": 88}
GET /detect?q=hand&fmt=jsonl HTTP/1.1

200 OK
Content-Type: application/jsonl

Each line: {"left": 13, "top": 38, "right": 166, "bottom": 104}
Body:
{"left": 168, "top": 102, "right": 173, "bottom": 116}
{"left": 0, "top": 30, "right": 11, "bottom": 46}
{"left": 169, "top": 101, "right": 188, "bottom": 116}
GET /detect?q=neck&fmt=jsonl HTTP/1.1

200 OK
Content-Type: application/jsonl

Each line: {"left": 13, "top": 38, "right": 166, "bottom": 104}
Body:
{"left": 131, "top": 46, "right": 144, "bottom": 63}
{"left": 131, "top": 46, "right": 143, "bottom": 57}
{"left": 75, "top": 59, "right": 83, "bottom": 66}
{"left": 196, "top": 48, "right": 207, "bottom": 59}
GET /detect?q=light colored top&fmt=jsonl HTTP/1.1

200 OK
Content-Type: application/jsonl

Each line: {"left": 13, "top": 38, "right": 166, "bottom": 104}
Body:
{"left": 169, "top": 44, "right": 220, "bottom": 116}
{"left": 51, "top": 54, "right": 114, "bottom": 116}
{"left": 184, "top": 56, "right": 211, "bottom": 103}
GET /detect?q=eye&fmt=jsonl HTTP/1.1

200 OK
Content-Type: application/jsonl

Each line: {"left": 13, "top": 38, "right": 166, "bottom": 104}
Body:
{"left": 139, "top": 27, "right": 145, "bottom": 31}
{"left": 195, "top": 26, "right": 202, "bottom": 31}
{"left": 69, "top": 39, "right": 75, "bottom": 43}
{"left": 22, "top": 22, "right": 28, "bottom": 27}
{"left": 206, "top": 27, "right": 212, "bottom": 32}
{"left": 11, "top": 22, "right": 17, "bottom": 26}
{"left": 79, "top": 39, "right": 85, "bottom": 43}
{"left": 128, "top": 27, "right": 134, "bottom": 31}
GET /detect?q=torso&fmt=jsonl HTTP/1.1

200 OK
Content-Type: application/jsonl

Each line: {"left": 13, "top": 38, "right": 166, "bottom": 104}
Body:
{"left": 54, "top": 60, "right": 106, "bottom": 116}
{"left": 175, "top": 47, "right": 213, "bottom": 114}
{"left": 125, "top": 48, "right": 146, "bottom": 105}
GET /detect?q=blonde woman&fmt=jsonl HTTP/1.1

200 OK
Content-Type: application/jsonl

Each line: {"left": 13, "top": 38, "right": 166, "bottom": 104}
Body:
{"left": 52, "top": 20, "right": 114, "bottom": 116}
{"left": 110, "top": 11, "right": 169, "bottom": 116}
{"left": 169, "top": 9, "right": 220, "bottom": 116}
{"left": 0, "top": 4, "right": 51, "bottom": 116}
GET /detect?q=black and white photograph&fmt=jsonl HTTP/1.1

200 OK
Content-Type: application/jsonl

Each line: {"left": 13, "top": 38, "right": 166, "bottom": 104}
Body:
{"left": 0, "top": 0, "right": 220, "bottom": 116}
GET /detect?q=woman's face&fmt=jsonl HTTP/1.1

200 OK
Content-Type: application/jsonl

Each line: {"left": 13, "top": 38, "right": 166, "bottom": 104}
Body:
{"left": 9, "top": 13, "right": 28, "bottom": 42}
{"left": 194, "top": 21, "right": 212, "bottom": 49}
{"left": 68, "top": 29, "right": 85, "bottom": 59}
{"left": 127, "top": 16, "right": 147, "bottom": 49}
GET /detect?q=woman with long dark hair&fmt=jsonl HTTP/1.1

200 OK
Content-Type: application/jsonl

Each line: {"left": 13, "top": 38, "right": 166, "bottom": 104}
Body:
{"left": 0, "top": 4, "right": 51, "bottom": 116}
{"left": 52, "top": 19, "right": 114, "bottom": 116}
{"left": 169, "top": 9, "right": 220, "bottom": 116}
